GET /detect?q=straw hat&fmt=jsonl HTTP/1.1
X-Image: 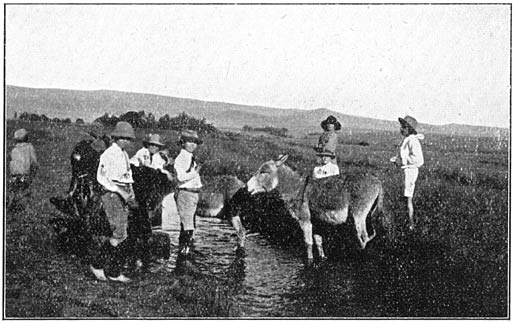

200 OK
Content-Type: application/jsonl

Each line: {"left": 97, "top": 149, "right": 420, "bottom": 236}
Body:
{"left": 321, "top": 115, "right": 342, "bottom": 131}
{"left": 14, "top": 128, "right": 28, "bottom": 140}
{"left": 398, "top": 115, "right": 418, "bottom": 130}
{"left": 111, "top": 121, "right": 135, "bottom": 139}
{"left": 178, "top": 129, "right": 203, "bottom": 145}
{"left": 144, "top": 134, "right": 165, "bottom": 147}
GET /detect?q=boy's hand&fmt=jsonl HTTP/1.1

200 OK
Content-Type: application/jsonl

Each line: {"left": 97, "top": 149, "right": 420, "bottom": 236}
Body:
{"left": 127, "top": 197, "right": 139, "bottom": 209}
{"left": 389, "top": 156, "right": 397, "bottom": 163}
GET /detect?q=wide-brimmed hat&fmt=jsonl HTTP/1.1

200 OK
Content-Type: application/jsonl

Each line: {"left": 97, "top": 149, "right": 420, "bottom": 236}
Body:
{"left": 398, "top": 115, "right": 418, "bottom": 130}
{"left": 178, "top": 129, "right": 203, "bottom": 145}
{"left": 321, "top": 115, "right": 342, "bottom": 131}
{"left": 111, "top": 121, "right": 135, "bottom": 139}
{"left": 144, "top": 134, "right": 165, "bottom": 147}
{"left": 14, "top": 128, "right": 28, "bottom": 140}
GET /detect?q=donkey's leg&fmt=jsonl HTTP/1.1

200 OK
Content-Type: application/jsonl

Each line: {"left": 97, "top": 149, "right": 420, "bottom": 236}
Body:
{"left": 231, "top": 216, "right": 246, "bottom": 249}
{"left": 313, "top": 234, "right": 327, "bottom": 260}
{"left": 354, "top": 216, "right": 368, "bottom": 249}
{"left": 297, "top": 201, "right": 314, "bottom": 263}
{"left": 300, "top": 220, "right": 314, "bottom": 262}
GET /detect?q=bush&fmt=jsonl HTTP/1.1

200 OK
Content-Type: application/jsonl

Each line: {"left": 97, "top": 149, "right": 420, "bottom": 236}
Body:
{"left": 242, "top": 125, "right": 288, "bottom": 137}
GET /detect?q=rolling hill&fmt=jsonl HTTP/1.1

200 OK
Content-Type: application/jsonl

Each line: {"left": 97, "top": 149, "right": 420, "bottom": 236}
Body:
{"left": 5, "top": 85, "right": 509, "bottom": 137}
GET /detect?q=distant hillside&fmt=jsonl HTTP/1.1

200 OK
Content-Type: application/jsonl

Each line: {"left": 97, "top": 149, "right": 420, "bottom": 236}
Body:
{"left": 5, "top": 85, "right": 509, "bottom": 137}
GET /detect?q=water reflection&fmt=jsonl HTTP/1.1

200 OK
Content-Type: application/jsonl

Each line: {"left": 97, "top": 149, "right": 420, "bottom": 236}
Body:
{"left": 157, "top": 217, "right": 506, "bottom": 318}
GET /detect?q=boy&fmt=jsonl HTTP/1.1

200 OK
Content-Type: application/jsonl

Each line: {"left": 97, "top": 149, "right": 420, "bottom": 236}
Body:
{"left": 174, "top": 129, "right": 203, "bottom": 262}
{"left": 315, "top": 115, "right": 341, "bottom": 165}
{"left": 8, "top": 128, "right": 39, "bottom": 210}
{"left": 130, "top": 133, "right": 167, "bottom": 169}
{"left": 313, "top": 149, "right": 340, "bottom": 179}
{"left": 390, "top": 115, "right": 424, "bottom": 230}
{"left": 130, "top": 134, "right": 178, "bottom": 231}
{"left": 90, "top": 121, "right": 136, "bottom": 283}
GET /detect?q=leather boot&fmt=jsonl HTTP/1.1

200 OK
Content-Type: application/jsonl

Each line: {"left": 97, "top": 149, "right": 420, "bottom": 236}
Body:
{"left": 179, "top": 230, "right": 194, "bottom": 257}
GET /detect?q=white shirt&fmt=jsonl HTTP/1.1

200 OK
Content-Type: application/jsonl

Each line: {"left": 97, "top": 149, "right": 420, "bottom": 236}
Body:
{"left": 97, "top": 142, "right": 134, "bottom": 193}
{"left": 313, "top": 163, "right": 340, "bottom": 179}
{"left": 400, "top": 134, "right": 424, "bottom": 169}
{"left": 174, "top": 149, "right": 202, "bottom": 189}
{"left": 9, "top": 142, "right": 38, "bottom": 175}
{"left": 130, "top": 147, "right": 167, "bottom": 170}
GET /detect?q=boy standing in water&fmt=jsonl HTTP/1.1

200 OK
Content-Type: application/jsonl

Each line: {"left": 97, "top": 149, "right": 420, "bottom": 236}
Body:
{"left": 390, "top": 115, "right": 424, "bottom": 230}
{"left": 174, "top": 129, "right": 203, "bottom": 262}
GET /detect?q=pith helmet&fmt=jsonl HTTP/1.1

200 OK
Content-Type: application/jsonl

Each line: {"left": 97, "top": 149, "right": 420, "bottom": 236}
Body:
{"left": 111, "top": 121, "right": 135, "bottom": 139}
{"left": 144, "top": 133, "right": 165, "bottom": 147}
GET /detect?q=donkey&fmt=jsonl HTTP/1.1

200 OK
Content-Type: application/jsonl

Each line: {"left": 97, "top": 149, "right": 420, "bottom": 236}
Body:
{"left": 241, "top": 154, "right": 385, "bottom": 263}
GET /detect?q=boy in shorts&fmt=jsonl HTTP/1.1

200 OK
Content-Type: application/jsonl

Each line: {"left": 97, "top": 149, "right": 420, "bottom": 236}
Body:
{"left": 390, "top": 116, "right": 424, "bottom": 230}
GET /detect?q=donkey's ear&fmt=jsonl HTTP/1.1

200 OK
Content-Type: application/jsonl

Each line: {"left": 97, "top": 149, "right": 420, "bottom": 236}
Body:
{"left": 275, "top": 154, "right": 289, "bottom": 166}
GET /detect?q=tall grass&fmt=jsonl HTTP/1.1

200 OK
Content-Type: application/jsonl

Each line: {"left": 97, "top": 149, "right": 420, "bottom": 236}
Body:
{"left": 4, "top": 120, "right": 509, "bottom": 317}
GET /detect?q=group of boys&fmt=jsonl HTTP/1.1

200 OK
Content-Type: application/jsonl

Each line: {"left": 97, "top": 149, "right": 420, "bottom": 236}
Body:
{"left": 9, "top": 114, "right": 424, "bottom": 282}
{"left": 314, "top": 114, "right": 424, "bottom": 231}
{"left": 89, "top": 122, "right": 203, "bottom": 282}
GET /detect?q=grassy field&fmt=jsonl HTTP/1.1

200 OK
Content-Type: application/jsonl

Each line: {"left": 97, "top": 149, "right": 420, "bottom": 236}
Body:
{"left": 4, "top": 119, "right": 509, "bottom": 317}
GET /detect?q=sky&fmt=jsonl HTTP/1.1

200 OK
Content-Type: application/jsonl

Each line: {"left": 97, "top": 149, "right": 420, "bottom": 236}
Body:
{"left": 5, "top": 4, "right": 511, "bottom": 127}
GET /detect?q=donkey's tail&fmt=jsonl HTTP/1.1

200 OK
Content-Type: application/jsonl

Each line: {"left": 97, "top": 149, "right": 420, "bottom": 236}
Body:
{"left": 367, "top": 184, "right": 384, "bottom": 240}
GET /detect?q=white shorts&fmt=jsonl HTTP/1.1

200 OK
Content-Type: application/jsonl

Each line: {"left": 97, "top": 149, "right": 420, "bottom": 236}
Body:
{"left": 403, "top": 168, "right": 419, "bottom": 198}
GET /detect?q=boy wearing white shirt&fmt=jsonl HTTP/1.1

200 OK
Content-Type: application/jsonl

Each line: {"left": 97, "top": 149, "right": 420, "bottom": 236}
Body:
{"left": 174, "top": 129, "right": 203, "bottom": 261}
{"left": 390, "top": 115, "right": 424, "bottom": 231}
{"left": 130, "top": 134, "right": 167, "bottom": 169}
{"left": 131, "top": 134, "right": 178, "bottom": 231}
{"left": 313, "top": 150, "right": 340, "bottom": 179}
{"left": 90, "top": 121, "right": 136, "bottom": 283}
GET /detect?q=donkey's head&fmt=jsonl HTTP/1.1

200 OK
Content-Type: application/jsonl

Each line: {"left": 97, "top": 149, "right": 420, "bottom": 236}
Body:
{"left": 247, "top": 154, "right": 289, "bottom": 195}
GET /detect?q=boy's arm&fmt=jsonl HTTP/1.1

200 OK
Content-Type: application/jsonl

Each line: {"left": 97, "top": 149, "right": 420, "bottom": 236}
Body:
{"left": 174, "top": 156, "right": 198, "bottom": 182}
{"left": 407, "top": 139, "right": 424, "bottom": 166}
{"left": 30, "top": 145, "right": 39, "bottom": 169}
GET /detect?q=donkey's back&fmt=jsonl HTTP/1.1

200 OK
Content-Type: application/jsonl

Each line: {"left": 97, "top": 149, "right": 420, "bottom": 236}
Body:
{"left": 305, "top": 173, "right": 384, "bottom": 249}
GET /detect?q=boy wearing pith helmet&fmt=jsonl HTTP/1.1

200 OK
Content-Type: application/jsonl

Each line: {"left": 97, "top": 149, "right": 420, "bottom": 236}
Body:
{"left": 390, "top": 115, "right": 424, "bottom": 231}
{"left": 174, "top": 129, "right": 203, "bottom": 262}
{"left": 90, "top": 121, "right": 136, "bottom": 283}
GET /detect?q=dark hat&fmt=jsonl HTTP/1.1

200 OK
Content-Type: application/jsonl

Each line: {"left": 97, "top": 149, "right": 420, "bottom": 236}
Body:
{"left": 111, "top": 121, "right": 135, "bottom": 139}
{"left": 90, "top": 138, "right": 107, "bottom": 152}
{"left": 178, "top": 129, "right": 203, "bottom": 145}
{"left": 143, "top": 134, "right": 165, "bottom": 147}
{"left": 398, "top": 115, "right": 418, "bottom": 130}
{"left": 321, "top": 115, "right": 342, "bottom": 131}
